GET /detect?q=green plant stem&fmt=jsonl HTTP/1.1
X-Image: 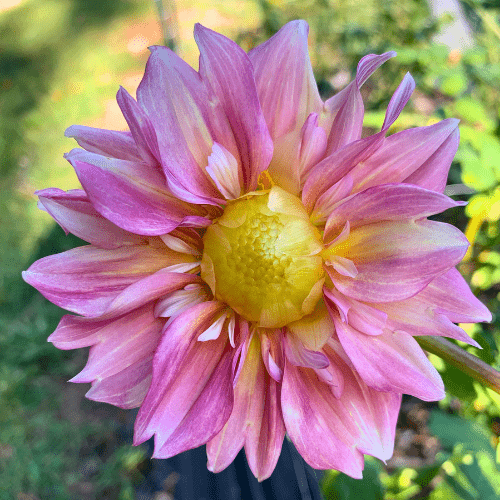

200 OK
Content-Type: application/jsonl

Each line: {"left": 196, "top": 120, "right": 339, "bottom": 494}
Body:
{"left": 153, "top": 0, "right": 178, "bottom": 51}
{"left": 416, "top": 336, "right": 500, "bottom": 395}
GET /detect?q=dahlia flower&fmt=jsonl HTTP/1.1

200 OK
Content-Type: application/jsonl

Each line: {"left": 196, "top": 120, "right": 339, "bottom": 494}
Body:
{"left": 23, "top": 21, "right": 491, "bottom": 480}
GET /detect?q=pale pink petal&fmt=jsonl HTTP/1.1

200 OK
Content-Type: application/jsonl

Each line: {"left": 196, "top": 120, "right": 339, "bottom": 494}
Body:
{"left": 313, "top": 356, "right": 345, "bottom": 399}
{"left": 159, "top": 233, "right": 201, "bottom": 256}
{"left": 261, "top": 331, "right": 283, "bottom": 382}
{"left": 164, "top": 227, "right": 204, "bottom": 254}
{"left": 66, "top": 149, "right": 209, "bottom": 235}
{"left": 198, "top": 313, "right": 227, "bottom": 341}
{"left": 154, "top": 284, "right": 209, "bottom": 319}
{"left": 325, "top": 343, "right": 401, "bottom": 461}
{"left": 207, "top": 333, "right": 285, "bottom": 481}
{"left": 65, "top": 125, "right": 142, "bottom": 162}
{"left": 328, "top": 220, "right": 469, "bottom": 302}
{"left": 36, "top": 188, "right": 145, "bottom": 249}
{"left": 232, "top": 319, "right": 251, "bottom": 382}
{"left": 195, "top": 24, "right": 273, "bottom": 191}
{"left": 324, "top": 183, "right": 465, "bottom": 241}
{"left": 333, "top": 319, "right": 445, "bottom": 401}
{"left": 22, "top": 245, "right": 186, "bottom": 317}
{"left": 326, "top": 255, "right": 358, "bottom": 278}
{"left": 283, "top": 332, "right": 330, "bottom": 369}
{"left": 137, "top": 46, "right": 222, "bottom": 204}
{"left": 248, "top": 20, "right": 322, "bottom": 140}
{"left": 350, "top": 118, "right": 460, "bottom": 193}
{"left": 206, "top": 142, "right": 241, "bottom": 199}
{"left": 116, "top": 86, "right": 160, "bottom": 165}
{"left": 134, "top": 301, "right": 232, "bottom": 456}
{"left": 227, "top": 312, "right": 236, "bottom": 347}
{"left": 281, "top": 361, "right": 364, "bottom": 476}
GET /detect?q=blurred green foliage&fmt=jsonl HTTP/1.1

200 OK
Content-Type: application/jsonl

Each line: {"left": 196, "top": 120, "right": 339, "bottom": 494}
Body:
{"left": 1, "top": 0, "right": 500, "bottom": 498}
{"left": 0, "top": 0, "right": 152, "bottom": 498}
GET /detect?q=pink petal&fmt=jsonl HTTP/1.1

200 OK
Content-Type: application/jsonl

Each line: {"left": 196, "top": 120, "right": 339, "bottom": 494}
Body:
{"left": 333, "top": 319, "right": 445, "bottom": 401}
{"left": 86, "top": 355, "right": 153, "bottom": 409}
{"left": 425, "top": 268, "right": 492, "bottom": 323}
{"left": 302, "top": 132, "right": 383, "bottom": 213}
{"left": 304, "top": 73, "right": 414, "bottom": 215}
{"left": 36, "top": 188, "right": 145, "bottom": 249}
{"left": 324, "top": 286, "right": 387, "bottom": 336}
{"left": 281, "top": 360, "right": 364, "bottom": 476}
{"left": 298, "top": 113, "right": 328, "bottom": 180}
{"left": 116, "top": 86, "right": 160, "bottom": 165}
{"left": 350, "top": 118, "right": 460, "bottom": 193}
{"left": 137, "top": 46, "right": 222, "bottom": 204}
{"left": 325, "top": 343, "right": 401, "bottom": 461}
{"left": 134, "top": 301, "right": 233, "bottom": 457}
{"left": 328, "top": 219, "right": 469, "bottom": 302}
{"left": 49, "top": 314, "right": 115, "bottom": 350}
{"left": 404, "top": 125, "right": 460, "bottom": 193}
{"left": 104, "top": 270, "right": 201, "bottom": 318}
{"left": 376, "top": 268, "right": 490, "bottom": 347}
{"left": 66, "top": 149, "right": 209, "bottom": 235}
{"left": 70, "top": 304, "right": 162, "bottom": 383}
{"left": 324, "top": 183, "right": 465, "bottom": 241}
{"left": 65, "top": 125, "right": 142, "bottom": 162}
{"left": 324, "top": 52, "right": 397, "bottom": 154}
{"left": 195, "top": 24, "right": 273, "bottom": 191}
{"left": 381, "top": 72, "right": 415, "bottom": 131}
{"left": 207, "top": 333, "right": 285, "bottom": 481}
{"left": 22, "top": 244, "right": 185, "bottom": 316}
{"left": 248, "top": 20, "right": 322, "bottom": 141}
{"left": 311, "top": 174, "right": 354, "bottom": 224}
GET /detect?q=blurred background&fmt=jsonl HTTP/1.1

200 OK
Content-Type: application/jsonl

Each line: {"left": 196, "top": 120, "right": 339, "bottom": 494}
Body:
{"left": 1, "top": 0, "right": 500, "bottom": 498}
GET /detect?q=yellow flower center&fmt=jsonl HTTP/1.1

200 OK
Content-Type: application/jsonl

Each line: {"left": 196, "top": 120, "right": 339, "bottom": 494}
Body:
{"left": 201, "top": 187, "right": 325, "bottom": 328}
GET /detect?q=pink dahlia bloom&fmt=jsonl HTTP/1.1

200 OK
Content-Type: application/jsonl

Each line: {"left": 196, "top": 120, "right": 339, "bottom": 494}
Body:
{"left": 24, "top": 21, "right": 491, "bottom": 480}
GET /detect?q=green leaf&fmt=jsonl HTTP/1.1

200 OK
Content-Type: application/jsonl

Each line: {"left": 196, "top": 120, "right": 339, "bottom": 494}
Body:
{"left": 429, "top": 411, "right": 492, "bottom": 453}
{"left": 321, "top": 458, "right": 384, "bottom": 500}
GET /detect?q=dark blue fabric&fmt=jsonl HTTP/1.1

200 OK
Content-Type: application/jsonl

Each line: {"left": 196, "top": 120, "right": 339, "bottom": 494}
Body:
{"left": 136, "top": 439, "right": 324, "bottom": 500}
{"left": 124, "top": 411, "right": 324, "bottom": 500}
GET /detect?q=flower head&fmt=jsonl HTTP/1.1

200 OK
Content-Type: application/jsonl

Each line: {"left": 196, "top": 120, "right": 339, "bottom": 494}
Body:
{"left": 23, "top": 21, "right": 492, "bottom": 480}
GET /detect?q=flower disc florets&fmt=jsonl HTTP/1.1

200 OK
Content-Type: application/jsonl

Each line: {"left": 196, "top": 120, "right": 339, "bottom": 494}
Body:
{"left": 201, "top": 186, "right": 324, "bottom": 327}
